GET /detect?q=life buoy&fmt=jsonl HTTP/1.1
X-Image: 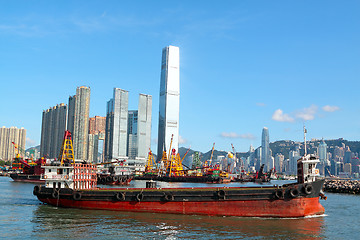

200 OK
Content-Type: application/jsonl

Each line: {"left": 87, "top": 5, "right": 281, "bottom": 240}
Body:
{"left": 115, "top": 192, "right": 126, "bottom": 201}
{"left": 164, "top": 193, "right": 174, "bottom": 201}
{"left": 136, "top": 193, "right": 144, "bottom": 202}
{"left": 275, "top": 189, "right": 284, "bottom": 199}
{"left": 112, "top": 176, "right": 119, "bottom": 182}
{"left": 304, "top": 184, "right": 313, "bottom": 195}
{"left": 64, "top": 175, "right": 69, "bottom": 180}
{"left": 73, "top": 192, "right": 82, "bottom": 201}
{"left": 290, "top": 188, "right": 299, "bottom": 198}
{"left": 217, "top": 190, "right": 226, "bottom": 199}
{"left": 106, "top": 176, "right": 112, "bottom": 182}
{"left": 43, "top": 175, "right": 47, "bottom": 179}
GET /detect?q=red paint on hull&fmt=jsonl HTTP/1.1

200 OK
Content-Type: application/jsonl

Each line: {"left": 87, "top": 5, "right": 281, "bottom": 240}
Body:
{"left": 39, "top": 197, "right": 324, "bottom": 218}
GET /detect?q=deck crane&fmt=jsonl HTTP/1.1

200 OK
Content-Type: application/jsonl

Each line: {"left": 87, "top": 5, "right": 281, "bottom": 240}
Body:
{"left": 209, "top": 143, "right": 215, "bottom": 166}
{"left": 58, "top": 130, "right": 75, "bottom": 166}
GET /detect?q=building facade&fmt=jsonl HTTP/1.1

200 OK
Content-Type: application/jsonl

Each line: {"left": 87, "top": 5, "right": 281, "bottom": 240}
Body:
{"left": 261, "top": 127, "right": 270, "bottom": 171}
{"left": 0, "top": 126, "right": 26, "bottom": 161}
{"left": 105, "top": 88, "right": 129, "bottom": 160}
{"left": 67, "top": 86, "right": 91, "bottom": 160}
{"left": 40, "top": 103, "right": 67, "bottom": 159}
{"left": 157, "top": 45, "right": 180, "bottom": 160}
{"left": 137, "top": 94, "right": 152, "bottom": 159}
{"left": 89, "top": 116, "right": 106, "bottom": 134}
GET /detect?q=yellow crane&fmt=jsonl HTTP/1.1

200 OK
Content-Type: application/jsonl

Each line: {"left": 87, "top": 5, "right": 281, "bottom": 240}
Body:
{"left": 58, "top": 131, "right": 75, "bottom": 166}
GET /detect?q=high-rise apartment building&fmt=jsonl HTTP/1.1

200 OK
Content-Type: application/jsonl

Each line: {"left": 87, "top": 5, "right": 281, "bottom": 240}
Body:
{"left": 157, "top": 45, "right": 180, "bottom": 160}
{"left": 105, "top": 88, "right": 129, "bottom": 160}
{"left": 261, "top": 127, "right": 270, "bottom": 171}
{"left": 0, "top": 126, "right": 26, "bottom": 161}
{"left": 67, "top": 86, "right": 91, "bottom": 160}
{"left": 40, "top": 103, "right": 67, "bottom": 158}
{"left": 89, "top": 116, "right": 106, "bottom": 134}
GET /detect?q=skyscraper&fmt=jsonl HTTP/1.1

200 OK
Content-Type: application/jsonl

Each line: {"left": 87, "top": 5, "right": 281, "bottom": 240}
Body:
{"left": 67, "top": 86, "right": 91, "bottom": 160}
{"left": 40, "top": 103, "right": 67, "bottom": 158}
{"left": 261, "top": 127, "right": 270, "bottom": 171}
{"left": 104, "top": 88, "right": 129, "bottom": 160}
{"left": 0, "top": 126, "right": 26, "bottom": 161}
{"left": 127, "top": 110, "right": 138, "bottom": 159}
{"left": 137, "top": 94, "right": 152, "bottom": 159}
{"left": 157, "top": 45, "right": 180, "bottom": 160}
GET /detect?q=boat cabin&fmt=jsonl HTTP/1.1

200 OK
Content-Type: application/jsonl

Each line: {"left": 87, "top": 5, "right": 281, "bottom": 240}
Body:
{"left": 297, "top": 155, "right": 320, "bottom": 184}
{"left": 41, "top": 163, "right": 97, "bottom": 190}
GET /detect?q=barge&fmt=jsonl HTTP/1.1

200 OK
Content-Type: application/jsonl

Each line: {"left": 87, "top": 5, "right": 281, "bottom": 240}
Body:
{"left": 33, "top": 153, "right": 326, "bottom": 218}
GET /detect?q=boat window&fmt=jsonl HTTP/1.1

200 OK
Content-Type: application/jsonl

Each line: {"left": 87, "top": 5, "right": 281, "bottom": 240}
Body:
{"left": 53, "top": 182, "right": 56, "bottom": 189}
{"left": 49, "top": 169, "right": 51, "bottom": 172}
{"left": 58, "top": 182, "right": 61, "bottom": 188}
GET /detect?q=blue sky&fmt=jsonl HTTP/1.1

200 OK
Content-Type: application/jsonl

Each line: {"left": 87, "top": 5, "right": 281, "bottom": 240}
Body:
{"left": 1, "top": 1, "right": 359, "bottom": 153}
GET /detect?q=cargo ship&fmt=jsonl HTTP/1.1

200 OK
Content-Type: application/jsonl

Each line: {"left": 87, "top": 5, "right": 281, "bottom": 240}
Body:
{"left": 33, "top": 152, "right": 326, "bottom": 217}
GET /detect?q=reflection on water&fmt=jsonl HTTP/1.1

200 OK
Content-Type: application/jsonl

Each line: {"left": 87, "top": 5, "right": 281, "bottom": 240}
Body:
{"left": 10, "top": 177, "right": 360, "bottom": 239}
{"left": 31, "top": 204, "right": 324, "bottom": 240}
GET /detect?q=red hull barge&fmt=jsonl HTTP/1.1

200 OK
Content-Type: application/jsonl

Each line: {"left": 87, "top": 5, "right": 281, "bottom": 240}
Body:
{"left": 10, "top": 173, "right": 44, "bottom": 183}
{"left": 34, "top": 179, "right": 325, "bottom": 218}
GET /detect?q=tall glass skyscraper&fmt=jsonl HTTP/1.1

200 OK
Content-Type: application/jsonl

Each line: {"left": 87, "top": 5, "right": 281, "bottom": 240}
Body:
{"left": 157, "top": 46, "right": 180, "bottom": 160}
{"left": 261, "top": 127, "right": 270, "bottom": 171}
{"left": 104, "top": 88, "right": 129, "bottom": 160}
{"left": 137, "top": 94, "right": 152, "bottom": 159}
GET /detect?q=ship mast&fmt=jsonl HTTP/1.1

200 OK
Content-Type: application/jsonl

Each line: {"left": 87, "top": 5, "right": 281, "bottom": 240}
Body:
{"left": 303, "top": 124, "right": 307, "bottom": 156}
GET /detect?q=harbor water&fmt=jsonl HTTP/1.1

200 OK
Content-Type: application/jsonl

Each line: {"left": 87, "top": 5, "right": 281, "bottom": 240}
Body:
{"left": 0, "top": 176, "right": 359, "bottom": 239}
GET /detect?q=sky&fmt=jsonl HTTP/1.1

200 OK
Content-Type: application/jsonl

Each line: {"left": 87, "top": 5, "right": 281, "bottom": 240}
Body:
{"left": 1, "top": 1, "right": 359, "bottom": 154}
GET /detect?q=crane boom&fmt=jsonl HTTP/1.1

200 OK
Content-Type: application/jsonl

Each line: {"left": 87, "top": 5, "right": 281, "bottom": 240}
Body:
{"left": 209, "top": 143, "right": 215, "bottom": 165}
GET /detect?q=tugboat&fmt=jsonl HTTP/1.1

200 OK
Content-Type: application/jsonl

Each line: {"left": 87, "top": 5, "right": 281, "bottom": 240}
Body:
{"left": 33, "top": 130, "right": 326, "bottom": 218}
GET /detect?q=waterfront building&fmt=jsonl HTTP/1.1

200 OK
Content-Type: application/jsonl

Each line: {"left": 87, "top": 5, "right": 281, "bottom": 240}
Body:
{"left": 157, "top": 45, "right": 180, "bottom": 160}
{"left": 0, "top": 126, "right": 26, "bottom": 161}
{"left": 344, "top": 163, "right": 352, "bottom": 175}
{"left": 40, "top": 103, "right": 67, "bottom": 159}
{"left": 105, "top": 88, "right": 129, "bottom": 161}
{"left": 317, "top": 139, "right": 328, "bottom": 175}
{"left": 67, "top": 86, "right": 91, "bottom": 160}
{"left": 261, "top": 127, "right": 270, "bottom": 172}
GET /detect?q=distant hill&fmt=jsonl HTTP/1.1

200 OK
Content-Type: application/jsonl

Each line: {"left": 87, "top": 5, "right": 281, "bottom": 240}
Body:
{"left": 178, "top": 138, "right": 360, "bottom": 164}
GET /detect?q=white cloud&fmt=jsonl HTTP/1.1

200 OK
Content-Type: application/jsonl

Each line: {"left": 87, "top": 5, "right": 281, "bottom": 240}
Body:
{"left": 295, "top": 105, "right": 318, "bottom": 121}
{"left": 256, "top": 102, "right": 266, "bottom": 107}
{"left": 179, "top": 135, "right": 188, "bottom": 144}
{"left": 220, "top": 132, "right": 256, "bottom": 140}
{"left": 272, "top": 109, "right": 294, "bottom": 122}
{"left": 322, "top": 105, "right": 340, "bottom": 112}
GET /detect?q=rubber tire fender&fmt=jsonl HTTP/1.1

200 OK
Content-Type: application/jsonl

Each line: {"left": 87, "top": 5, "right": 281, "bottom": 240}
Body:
{"left": 136, "top": 193, "right": 144, "bottom": 202}
{"left": 115, "top": 192, "right": 126, "bottom": 201}
{"left": 33, "top": 185, "right": 40, "bottom": 196}
{"left": 275, "top": 189, "right": 284, "bottom": 199}
{"left": 290, "top": 188, "right": 299, "bottom": 198}
{"left": 304, "top": 184, "right": 313, "bottom": 195}
{"left": 52, "top": 190, "right": 59, "bottom": 198}
{"left": 164, "top": 193, "right": 174, "bottom": 201}
{"left": 73, "top": 192, "right": 82, "bottom": 201}
{"left": 217, "top": 190, "right": 226, "bottom": 199}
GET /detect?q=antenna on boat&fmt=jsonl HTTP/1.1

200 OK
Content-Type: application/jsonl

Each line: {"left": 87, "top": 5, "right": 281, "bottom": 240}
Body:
{"left": 303, "top": 124, "right": 307, "bottom": 156}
